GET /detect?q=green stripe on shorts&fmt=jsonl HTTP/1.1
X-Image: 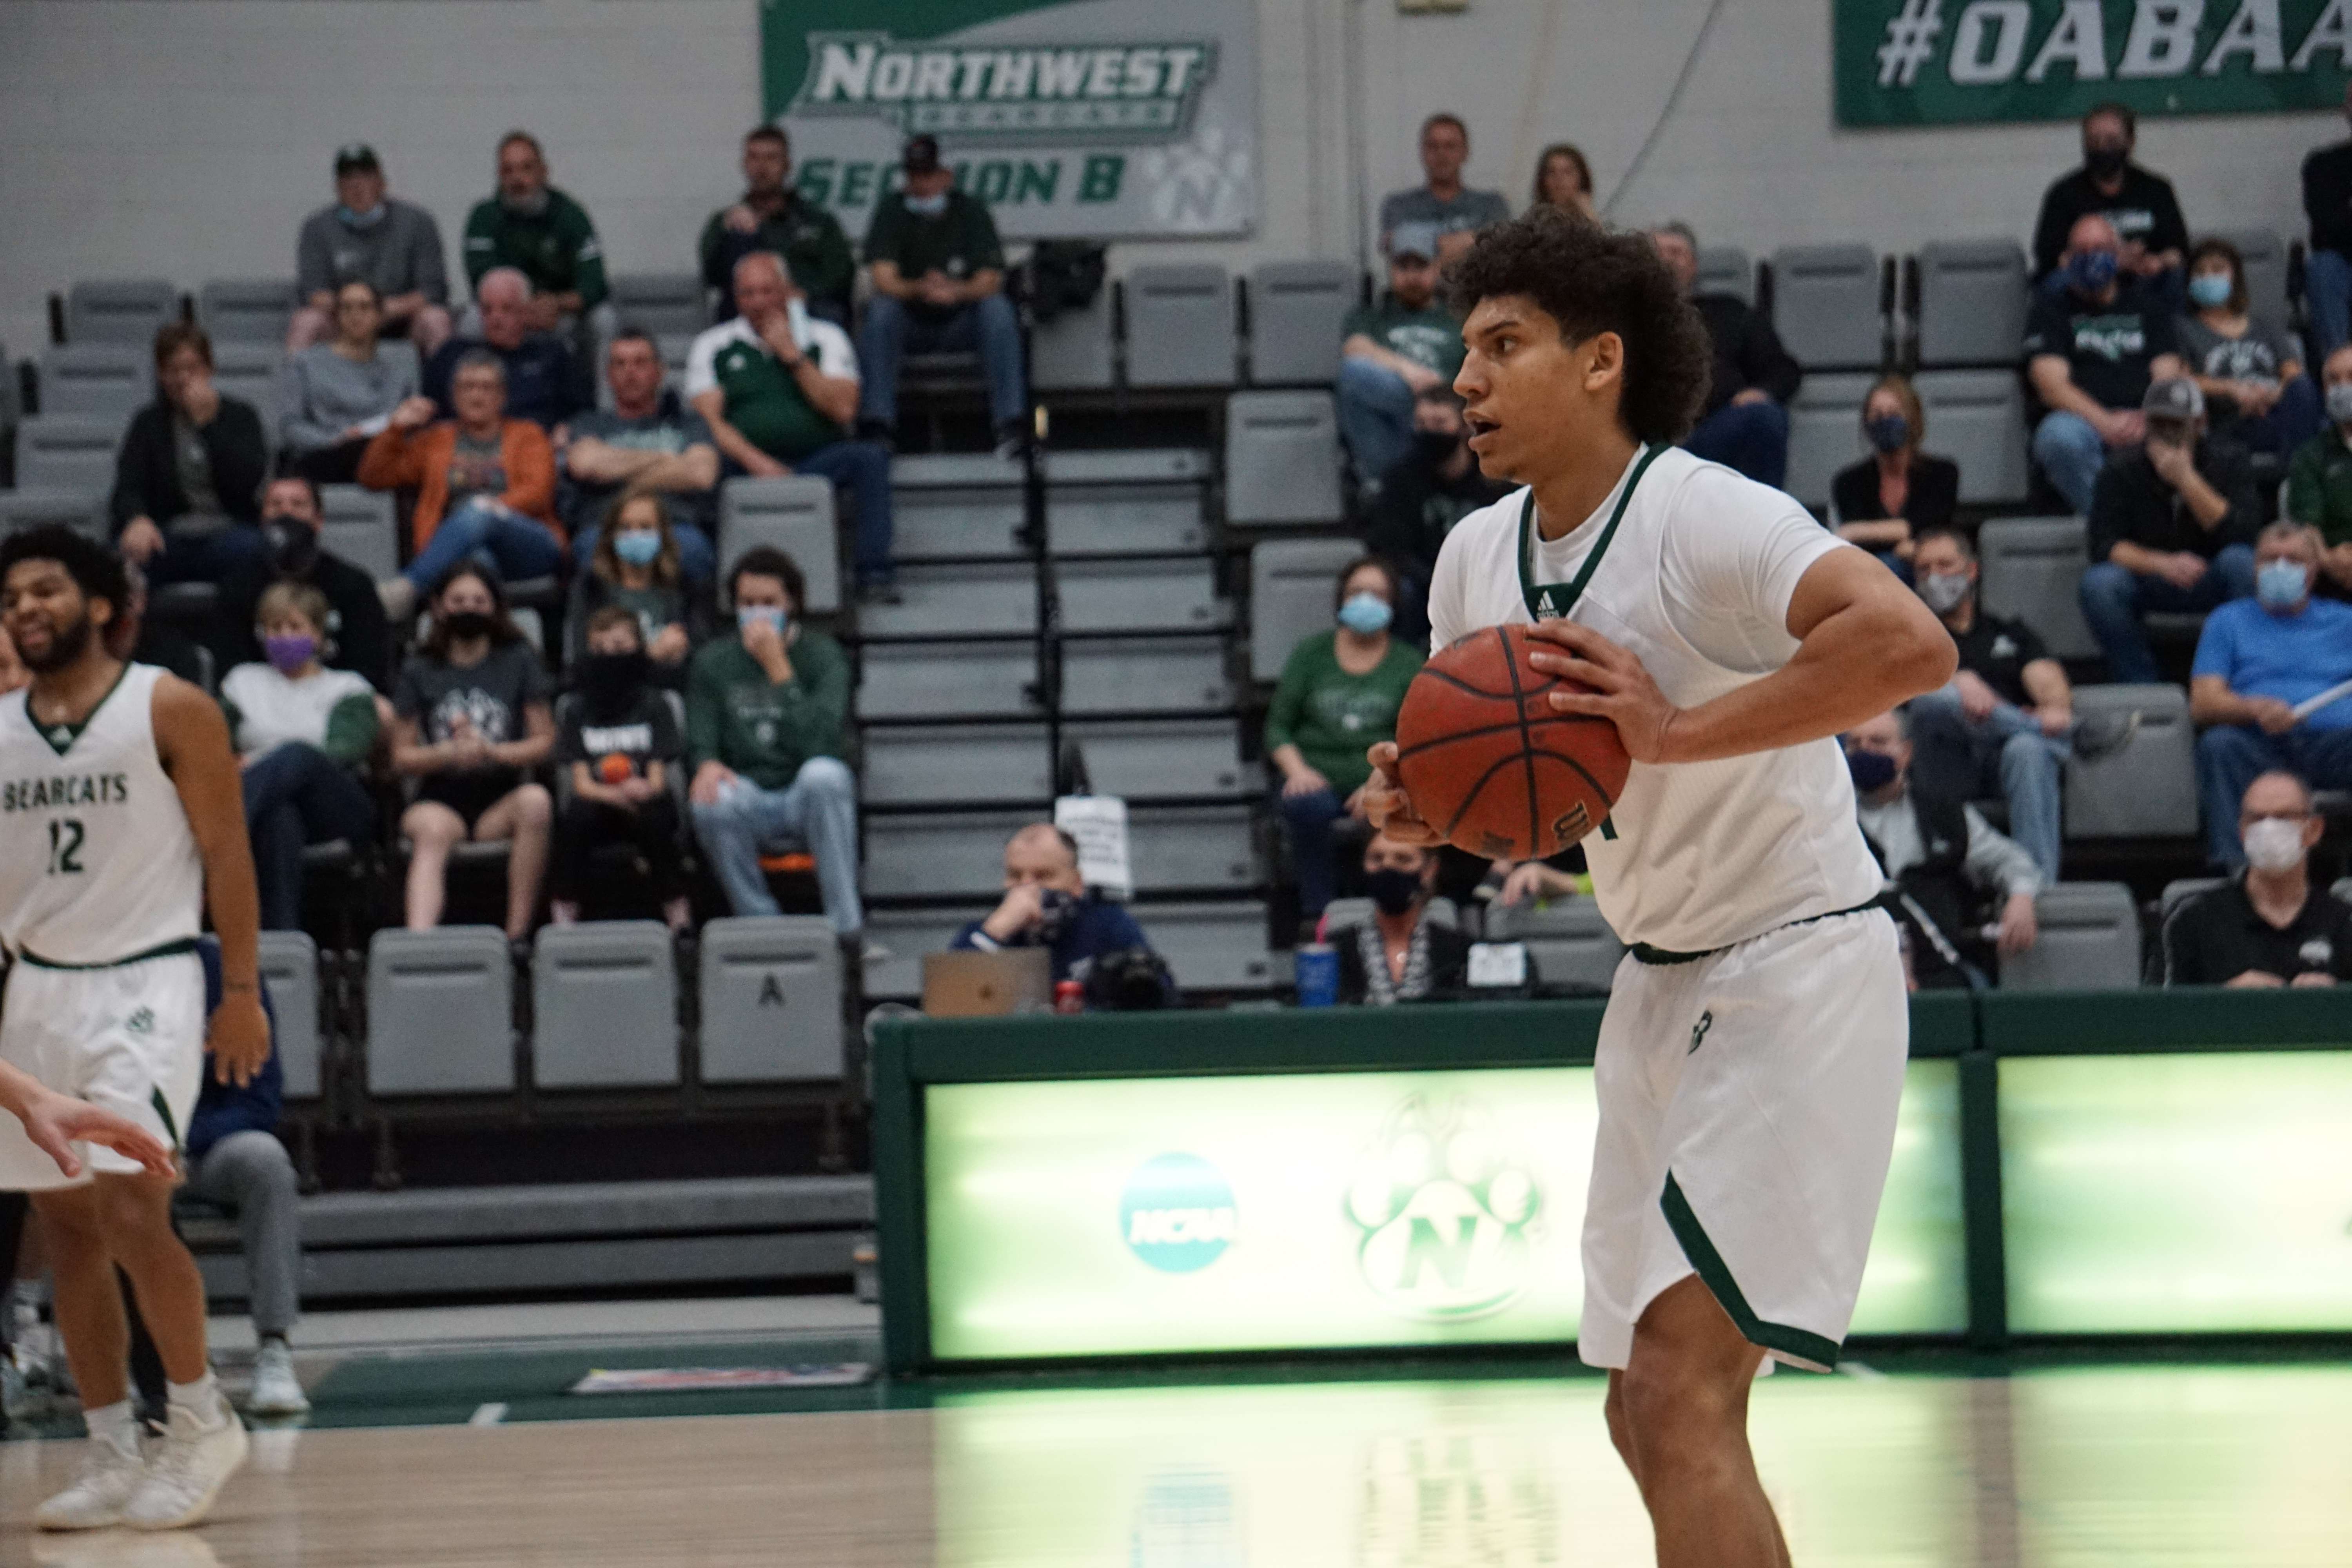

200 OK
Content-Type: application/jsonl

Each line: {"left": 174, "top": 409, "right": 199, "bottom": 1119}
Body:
{"left": 148, "top": 1087, "right": 181, "bottom": 1154}
{"left": 1660, "top": 1171, "right": 1842, "bottom": 1370}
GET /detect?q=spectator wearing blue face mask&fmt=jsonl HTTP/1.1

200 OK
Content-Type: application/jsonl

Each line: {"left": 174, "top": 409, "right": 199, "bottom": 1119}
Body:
{"left": 1828, "top": 375, "right": 1958, "bottom": 587}
{"left": 1266, "top": 557, "right": 1424, "bottom": 919}
{"left": 2025, "top": 214, "right": 2187, "bottom": 514}
{"left": 2176, "top": 236, "right": 2321, "bottom": 459}
{"left": 685, "top": 546, "right": 863, "bottom": 939}
{"left": 577, "top": 489, "right": 715, "bottom": 689}
{"left": 2188, "top": 521, "right": 2352, "bottom": 867}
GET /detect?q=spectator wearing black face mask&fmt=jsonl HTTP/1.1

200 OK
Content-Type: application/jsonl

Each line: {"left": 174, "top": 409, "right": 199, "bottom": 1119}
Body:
{"left": 950, "top": 822, "right": 1160, "bottom": 987}
{"left": 217, "top": 474, "right": 395, "bottom": 693}
{"left": 1330, "top": 831, "right": 1471, "bottom": 1005}
{"left": 2031, "top": 101, "right": 2189, "bottom": 300}
{"left": 1828, "top": 374, "right": 1958, "bottom": 587}
{"left": 1363, "top": 386, "right": 1512, "bottom": 637}
{"left": 552, "top": 606, "right": 689, "bottom": 931}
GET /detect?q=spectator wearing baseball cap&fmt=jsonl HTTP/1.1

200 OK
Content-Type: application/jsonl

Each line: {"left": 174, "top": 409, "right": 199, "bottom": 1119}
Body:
{"left": 2080, "top": 376, "right": 2261, "bottom": 682}
{"left": 856, "top": 136, "right": 1027, "bottom": 455}
{"left": 288, "top": 144, "right": 453, "bottom": 356}
{"left": 1338, "top": 223, "right": 1464, "bottom": 487}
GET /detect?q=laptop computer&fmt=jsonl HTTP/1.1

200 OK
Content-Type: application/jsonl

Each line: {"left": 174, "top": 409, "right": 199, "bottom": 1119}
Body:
{"left": 921, "top": 948, "right": 1056, "bottom": 1017}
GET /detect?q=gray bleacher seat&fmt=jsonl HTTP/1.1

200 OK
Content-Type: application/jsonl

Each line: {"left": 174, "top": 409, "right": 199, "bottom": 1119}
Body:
{"left": 1058, "top": 557, "right": 1225, "bottom": 633}
{"left": 890, "top": 453, "right": 1025, "bottom": 559}
{"left": 318, "top": 484, "right": 399, "bottom": 579}
{"left": 1044, "top": 449, "right": 1209, "bottom": 555}
{"left": 2159, "top": 877, "right": 2225, "bottom": 924}
{"left": 1769, "top": 245, "right": 1883, "bottom": 371}
{"left": 862, "top": 723, "right": 1052, "bottom": 805}
{"left": 1144, "top": 900, "right": 1285, "bottom": 991}
{"left": 1250, "top": 537, "right": 1361, "bottom": 682}
{"left": 1695, "top": 247, "right": 1752, "bottom": 305}
{"left": 38, "top": 343, "right": 149, "bottom": 423}
{"left": 0, "top": 490, "right": 103, "bottom": 540}
{"left": 2065, "top": 682, "right": 2197, "bottom": 839}
{"left": 1913, "top": 369, "right": 2029, "bottom": 505}
{"left": 865, "top": 809, "right": 1035, "bottom": 898}
{"left": 1061, "top": 637, "right": 1232, "bottom": 715}
{"left": 531, "top": 922, "right": 679, "bottom": 1088}
{"left": 1786, "top": 372, "right": 1874, "bottom": 511}
{"left": 197, "top": 279, "right": 298, "bottom": 344}
{"left": 1978, "top": 516, "right": 2097, "bottom": 661}
{"left": 66, "top": 279, "right": 178, "bottom": 345}
{"left": 1123, "top": 264, "right": 1237, "bottom": 388}
{"left": 1067, "top": 719, "right": 1253, "bottom": 799}
{"left": 256, "top": 930, "right": 322, "bottom": 1101}
{"left": 210, "top": 341, "right": 280, "bottom": 411}
{"left": 1029, "top": 279, "right": 1116, "bottom": 392}
{"left": 856, "top": 640, "right": 1040, "bottom": 720}
{"left": 1997, "top": 882, "right": 2140, "bottom": 990}
{"left": 610, "top": 273, "right": 708, "bottom": 336}
{"left": 863, "top": 905, "right": 993, "bottom": 999}
{"left": 2215, "top": 228, "right": 2288, "bottom": 323}
{"left": 1127, "top": 804, "right": 1258, "bottom": 891}
{"left": 653, "top": 332, "right": 694, "bottom": 390}
{"left": 858, "top": 560, "right": 1036, "bottom": 638}
{"left": 698, "top": 916, "right": 844, "bottom": 1081}
{"left": 1322, "top": 896, "right": 1458, "bottom": 932}
{"left": 15, "top": 416, "right": 121, "bottom": 497}
{"left": 719, "top": 475, "right": 840, "bottom": 613}
{"left": 1247, "top": 260, "right": 1358, "bottom": 385}
{"left": 1486, "top": 897, "right": 1624, "bottom": 992}
{"left": 1915, "top": 239, "right": 2029, "bottom": 367}
{"left": 1225, "top": 391, "right": 1343, "bottom": 526}
{"left": 365, "top": 926, "right": 514, "bottom": 1094}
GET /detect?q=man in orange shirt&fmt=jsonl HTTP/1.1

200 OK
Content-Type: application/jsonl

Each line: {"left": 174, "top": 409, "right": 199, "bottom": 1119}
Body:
{"left": 358, "top": 350, "right": 561, "bottom": 619}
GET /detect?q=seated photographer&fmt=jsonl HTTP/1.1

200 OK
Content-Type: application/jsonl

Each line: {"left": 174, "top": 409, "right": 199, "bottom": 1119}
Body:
{"left": 950, "top": 823, "right": 1160, "bottom": 986}
{"left": 1329, "top": 831, "right": 1471, "bottom": 1005}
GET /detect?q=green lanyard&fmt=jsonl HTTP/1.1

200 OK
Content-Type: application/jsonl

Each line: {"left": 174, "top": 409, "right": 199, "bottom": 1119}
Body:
{"left": 1517, "top": 443, "right": 1664, "bottom": 622}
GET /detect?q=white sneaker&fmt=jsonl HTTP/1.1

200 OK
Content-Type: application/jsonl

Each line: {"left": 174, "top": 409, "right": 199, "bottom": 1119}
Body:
{"left": 245, "top": 1340, "right": 309, "bottom": 1418}
{"left": 122, "top": 1399, "right": 247, "bottom": 1531}
{"left": 34, "top": 1429, "right": 146, "bottom": 1531}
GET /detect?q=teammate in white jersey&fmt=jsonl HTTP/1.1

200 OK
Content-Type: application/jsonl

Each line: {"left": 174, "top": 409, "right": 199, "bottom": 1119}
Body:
{"left": 0, "top": 526, "right": 268, "bottom": 1532}
{"left": 1365, "top": 212, "right": 1956, "bottom": 1567}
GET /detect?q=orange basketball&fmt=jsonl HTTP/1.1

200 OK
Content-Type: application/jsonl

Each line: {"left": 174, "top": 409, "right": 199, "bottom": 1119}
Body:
{"left": 598, "top": 752, "right": 634, "bottom": 785}
{"left": 1392, "top": 623, "right": 1632, "bottom": 861}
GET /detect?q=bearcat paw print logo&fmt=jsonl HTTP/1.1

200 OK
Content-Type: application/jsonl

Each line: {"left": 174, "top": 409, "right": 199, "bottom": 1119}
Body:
{"left": 1345, "top": 1096, "right": 1541, "bottom": 1320}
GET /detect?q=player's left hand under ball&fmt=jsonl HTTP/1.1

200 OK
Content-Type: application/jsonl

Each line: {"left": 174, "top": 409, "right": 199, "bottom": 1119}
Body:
{"left": 1361, "top": 742, "right": 1445, "bottom": 848}
{"left": 207, "top": 992, "right": 273, "bottom": 1087}
{"left": 1524, "top": 621, "right": 1681, "bottom": 764}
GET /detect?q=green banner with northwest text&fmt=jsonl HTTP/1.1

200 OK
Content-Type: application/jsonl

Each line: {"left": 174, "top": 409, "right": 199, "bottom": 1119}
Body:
{"left": 1836, "top": 0, "right": 2352, "bottom": 126}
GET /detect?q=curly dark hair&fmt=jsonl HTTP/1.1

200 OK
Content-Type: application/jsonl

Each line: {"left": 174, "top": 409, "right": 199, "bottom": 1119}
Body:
{"left": 1445, "top": 207, "right": 1713, "bottom": 446}
{"left": 0, "top": 525, "right": 130, "bottom": 622}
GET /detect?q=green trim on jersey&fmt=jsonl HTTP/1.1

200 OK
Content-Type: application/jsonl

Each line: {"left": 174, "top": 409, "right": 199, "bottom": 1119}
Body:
{"left": 18, "top": 936, "right": 201, "bottom": 971}
{"left": 1660, "top": 1171, "right": 1842, "bottom": 1370}
{"left": 25, "top": 662, "right": 132, "bottom": 759}
{"left": 1515, "top": 443, "right": 1664, "bottom": 623}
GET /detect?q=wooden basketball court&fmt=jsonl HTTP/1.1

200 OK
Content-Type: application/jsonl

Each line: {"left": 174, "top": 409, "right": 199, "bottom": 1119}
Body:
{"left": 0, "top": 1354, "right": 2347, "bottom": 1564}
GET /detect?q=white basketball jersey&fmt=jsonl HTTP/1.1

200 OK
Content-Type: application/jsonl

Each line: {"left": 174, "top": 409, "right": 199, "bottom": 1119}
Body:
{"left": 1427, "top": 445, "right": 1883, "bottom": 954}
{"left": 0, "top": 664, "right": 203, "bottom": 965}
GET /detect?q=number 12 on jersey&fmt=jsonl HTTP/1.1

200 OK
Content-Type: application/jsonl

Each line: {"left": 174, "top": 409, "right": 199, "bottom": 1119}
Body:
{"left": 47, "top": 818, "right": 84, "bottom": 875}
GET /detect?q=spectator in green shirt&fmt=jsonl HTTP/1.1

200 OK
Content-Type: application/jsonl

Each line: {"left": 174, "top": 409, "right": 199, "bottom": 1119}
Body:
{"left": 2286, "top": 342, "right": 2352, "bottom": 599}
{"left": 700, "top": 125, "right": 853, "bottom": 328}
{"left": 1266, "top": 555, "right": 1424, "bottom": 916}
{"left": 1339, "top": 224, "right": 1463, "bottom": 486}
{"left": 686, "top": 546, "right": 864, "bottom": 937}
{"left": 857, "top": 134, "right": 1027, "bottom": 455}
{"left": 463, "top": 131, "right": 610, "bottom": 345}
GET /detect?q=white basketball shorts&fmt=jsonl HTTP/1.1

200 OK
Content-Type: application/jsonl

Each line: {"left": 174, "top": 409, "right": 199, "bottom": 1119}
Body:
{"left": 1578, "top": 906, "right": 1907, "bottom": 1373}
{"left": 0, "top": 947, "right": 205, "bottom": 1189}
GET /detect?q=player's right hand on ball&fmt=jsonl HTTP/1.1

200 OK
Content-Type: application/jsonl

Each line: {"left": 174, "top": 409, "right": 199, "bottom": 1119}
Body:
{"left": 1361, "top": 742, "right": 1445, "bottom": 848}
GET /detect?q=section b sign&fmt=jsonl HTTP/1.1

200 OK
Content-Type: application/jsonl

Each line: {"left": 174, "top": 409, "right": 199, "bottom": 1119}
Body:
{"left": 761, "top": 0, "right": 1258, "bottom": 239}
{"left": 1835, "top": 0, "right": 2352, "bottom": 124}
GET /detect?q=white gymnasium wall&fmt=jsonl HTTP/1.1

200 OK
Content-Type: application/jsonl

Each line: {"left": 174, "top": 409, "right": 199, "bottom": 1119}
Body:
{"left": 0, "top": 0, "right": 2335, "bottom": 360}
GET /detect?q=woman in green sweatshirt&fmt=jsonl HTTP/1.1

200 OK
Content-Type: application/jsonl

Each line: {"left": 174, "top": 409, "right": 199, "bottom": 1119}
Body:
{"left": 1265, "top": 555, "right": 1423, "bottom": 916}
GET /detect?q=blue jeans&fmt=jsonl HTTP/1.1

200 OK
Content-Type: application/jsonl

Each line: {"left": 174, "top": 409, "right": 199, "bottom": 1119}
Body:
{"left": 404, "top": 501, "right": 566, "bottom": 592}
{"left": 1336, "top": 358, "right": 1416, "bottom": 485}
{"left": 1684, "top": 399, "right": 1789, "bottom": 488}
{"left": 2194, "top": 723, "right": 2352, "bottom": 866}
{"left": 690, "top": 757, "right": 863, "bottom": 934}
{"left": 2032, "top": 411, "right": 2108, "bottom": 515}
{"left": 1281, "top": 787, "right": 1347, "bottom": 916}
{"left": 857, "top": 293, "right": 1026, "bottom": 428}
{"left": 2079, "top": 544, "right": 2258, "bottom": 684}
{"left": 571, "top": 519, "right": 717, "bottom": 585}
{"left": 1907, "top": 687, "right": 2066, "bottom": 882}
{"left": 793, "top": 440, "right": 896, "bottom": 584}
{"left": 147, "top": 521, "right": 267, "bottom": 588}
{"left": 2307, "top": 248, "right": 2352, "bottom": 361}
{"left": 241, "top": 742, "right": 376, "bottom": 930}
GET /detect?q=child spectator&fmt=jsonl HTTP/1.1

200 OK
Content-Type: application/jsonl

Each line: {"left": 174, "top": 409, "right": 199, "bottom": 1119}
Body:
{"left": 552, "top": 608, "right": 689, "bottom": 930}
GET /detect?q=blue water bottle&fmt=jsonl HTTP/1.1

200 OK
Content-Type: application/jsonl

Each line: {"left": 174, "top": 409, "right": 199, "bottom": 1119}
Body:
{"left": 1295, "top": 943, "right": 1339, "bottom": 1007}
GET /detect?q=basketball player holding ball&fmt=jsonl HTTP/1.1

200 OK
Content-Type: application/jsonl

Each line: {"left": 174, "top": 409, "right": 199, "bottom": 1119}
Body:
{"left": 1363, "top": 210, "right": 1956, "bottom": 1566}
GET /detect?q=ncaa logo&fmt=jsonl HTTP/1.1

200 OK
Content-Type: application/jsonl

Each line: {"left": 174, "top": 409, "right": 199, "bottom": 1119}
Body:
{"left": 1119, "top": 1152, "right": 1237, "bottom": 1274}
